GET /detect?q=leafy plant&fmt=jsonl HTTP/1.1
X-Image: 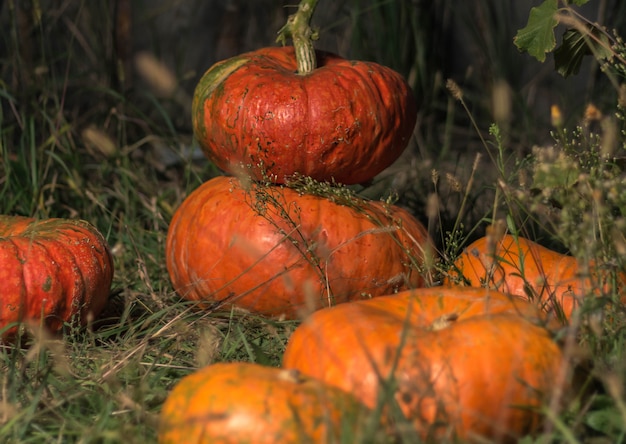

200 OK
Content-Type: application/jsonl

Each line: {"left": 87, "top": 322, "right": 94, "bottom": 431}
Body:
{"left": 514, "top": 0, "right": 613, "bottom": 76}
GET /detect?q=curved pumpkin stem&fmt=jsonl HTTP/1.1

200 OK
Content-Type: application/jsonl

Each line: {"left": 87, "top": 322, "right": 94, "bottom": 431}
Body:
{"left": 430, "top": 312, "right": 459, "bottom": 331}
{"left": 276, "top": 0, "right": 319, "bottom": 74}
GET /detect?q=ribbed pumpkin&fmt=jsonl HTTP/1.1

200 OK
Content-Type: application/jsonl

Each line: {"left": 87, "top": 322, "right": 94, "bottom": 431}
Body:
{"left": 158, "top": 362, "right": 373, "bottom": 444}
{"left": 192, "top": 46, "right": 417, "bottom": 184}
{"left": 446, "top": 234, "right": 626, "bottom": 320}
{"left": 0, "top": 215, "right": 113, "bottom": 337}
{"left": 166, "top": 175, "right": 431, "bottom": 319}
{"left": 282, "top": 286, "right": 571, "bottom": 443}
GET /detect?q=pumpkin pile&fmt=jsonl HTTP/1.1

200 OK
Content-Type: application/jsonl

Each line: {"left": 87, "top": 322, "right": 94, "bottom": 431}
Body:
{"left": 159, "top": 1, "right": 581, "bottom": 443}
{"left": 164, "top": 1, "right": 429, "bottom": 319}
{"left": 158, "top": 286, "right": 574, "bottom": 443}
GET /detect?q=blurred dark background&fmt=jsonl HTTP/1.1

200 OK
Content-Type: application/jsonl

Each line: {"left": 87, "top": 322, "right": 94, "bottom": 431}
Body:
{"left": 6, "top": 1, "right": 622, "bottom": 135}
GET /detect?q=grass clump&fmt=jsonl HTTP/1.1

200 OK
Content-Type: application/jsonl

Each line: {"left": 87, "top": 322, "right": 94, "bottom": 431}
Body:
{"left": 431, "top": 4, "right": 626, "bottom": 440}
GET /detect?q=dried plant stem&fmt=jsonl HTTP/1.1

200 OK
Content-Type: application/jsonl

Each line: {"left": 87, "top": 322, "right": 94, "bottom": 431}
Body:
{"left": 276, "top": 0, "right": 319, "bottom": 74}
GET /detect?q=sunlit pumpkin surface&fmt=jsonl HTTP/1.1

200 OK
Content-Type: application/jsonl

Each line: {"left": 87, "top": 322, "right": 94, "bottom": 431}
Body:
{"left": 283, "top": 286, "right": 571, "bottom": 442}
{"left": 166, "top": 175, "right": 431, "bottom": 319}
{"left": 447, "top": 234, "right": 626, "bottom": 320}
{"left": 158, "top": 362, "right": 372, "bottom": 444}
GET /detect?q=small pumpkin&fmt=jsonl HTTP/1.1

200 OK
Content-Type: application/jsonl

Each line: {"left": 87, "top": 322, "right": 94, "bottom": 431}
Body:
{"left": 446, "top": 234, "right": 626, "bottom": 320}
{"left": 192, "top": 46, "right": 417, "bottom": 184}
{"left": 166, "top": 175, "right": 431, "bottom": 319}
{"left": 0, "top": 215, "right": 113, "bottom": 337}
{"left": 158, "top": 362, "right": 373, "bottom": 444}
{"left": 282, "top": 286, "right": 571, "bottom": 442}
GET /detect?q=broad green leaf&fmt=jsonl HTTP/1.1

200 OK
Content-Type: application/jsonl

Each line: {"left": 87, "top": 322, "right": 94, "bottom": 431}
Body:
{"left": 514, "top": 0, "right": 559, "bottom": 62}
{"left": 571, "top": 0, "right": 590, "bottom": 5}
{"left": 585, "top": 408, "right": 626, "bottom": 435}
{"left": 554, "top": 27, "right": 613, "bottom": 77}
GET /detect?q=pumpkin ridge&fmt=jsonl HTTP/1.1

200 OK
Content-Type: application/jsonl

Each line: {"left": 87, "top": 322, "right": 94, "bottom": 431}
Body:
{"left": 320, "top": 64, "right": 373, "bottom": 172}
{"left": 3, "top": 238, "right": 28, "bottom": 331}
{"left": 27, "top": 239, "right": 67, "bottom": 320}
{"left": 44, "top": 234, "right": 87, "bottom": 322}
{"left": 191, "top": 57, "right": 249, "bottom": 135}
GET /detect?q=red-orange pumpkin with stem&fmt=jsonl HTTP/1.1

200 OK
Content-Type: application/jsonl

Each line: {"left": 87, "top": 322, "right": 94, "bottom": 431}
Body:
{"left": 165, "top": 175, "right": 431, "bottom": 319}
{"left": 192, "top": 45, "right": 417, "bottom": 185}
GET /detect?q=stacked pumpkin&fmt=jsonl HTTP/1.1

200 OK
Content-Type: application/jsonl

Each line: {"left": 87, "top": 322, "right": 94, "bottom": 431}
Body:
{"left": 164, "top": 46, "right": 430, "bottom": 318}
{"left": 160, "top": 2, "right": 579, "bottom": 443}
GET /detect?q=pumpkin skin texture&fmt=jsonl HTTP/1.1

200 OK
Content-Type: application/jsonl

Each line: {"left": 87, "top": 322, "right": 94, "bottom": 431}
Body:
{"left": 165, "top": 175, "right": 430, "bottom": 319}
{"left": 0, "top": 215, "right": 113, "bottom": 337}
{"left": 282, "top": 286, "right": 570, "bottom": 443}
{"left": 192, "top": 46, "right": 417, "bottom": 184}
{"left": 446, "top": 234, "right": 626, "bottom": 320}
{"left": 158, "top": 362, "right": 373, "bottom": 444}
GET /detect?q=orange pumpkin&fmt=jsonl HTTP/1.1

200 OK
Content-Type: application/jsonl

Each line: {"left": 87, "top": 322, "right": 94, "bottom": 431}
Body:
{"left": 0, "top": 215, "right": 113, "bottom": 338}
{"left": 282, "top": 286, "right": 571, "bottom": 442}
{"left": 158, "top": 362, "right": 373, "bottom": 444}
{"left": 166, "top": 175, "right": 431, "bottom": 319}
{"left": 446, "top": 234, "right": 626, "bottom": 320}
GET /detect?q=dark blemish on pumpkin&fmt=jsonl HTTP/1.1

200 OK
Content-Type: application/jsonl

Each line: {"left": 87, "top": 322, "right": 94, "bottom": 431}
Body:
{"left": 204, "top": 412, "right": 230, "bottom": 422}
{"left": 470, "top": 247, "right": 480, "bottom": 257}
{"left": 42, "top": 276, "right": 52, "bottom": 292}
{"left": 400, "top": 392, "right": 413, "bottom": 404}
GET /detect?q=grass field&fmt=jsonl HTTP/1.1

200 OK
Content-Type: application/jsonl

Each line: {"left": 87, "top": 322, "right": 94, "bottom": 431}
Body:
{"left": 1, "top": 0, "right": 626, "bottom": 442}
